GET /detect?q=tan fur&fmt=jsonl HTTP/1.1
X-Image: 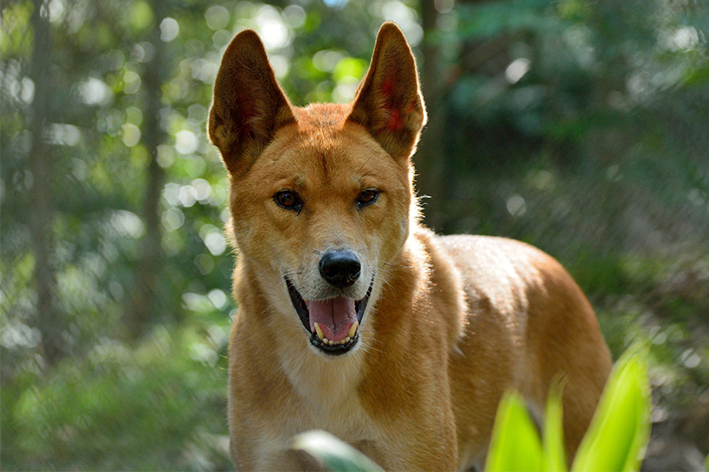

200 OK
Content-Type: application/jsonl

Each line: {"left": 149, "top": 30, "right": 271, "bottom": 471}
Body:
{"left": 209, "top": 22, "right": 613, "bottom": 471}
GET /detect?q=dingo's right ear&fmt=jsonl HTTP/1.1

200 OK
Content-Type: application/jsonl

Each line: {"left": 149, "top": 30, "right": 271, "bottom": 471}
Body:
{"left": 209, "top": 29, "right": 295, "bottom": 176}
{"left": 347, "top": 22, "right": 426, "bottom": 163}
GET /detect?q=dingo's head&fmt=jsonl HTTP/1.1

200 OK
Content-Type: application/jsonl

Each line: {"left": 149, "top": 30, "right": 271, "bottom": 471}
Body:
{"left": 209, "top": 22, "right": 426, "bottom": 357}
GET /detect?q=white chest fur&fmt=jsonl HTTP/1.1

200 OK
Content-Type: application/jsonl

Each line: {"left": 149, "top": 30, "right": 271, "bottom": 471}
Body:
{"left": 276, "top": 336, "right": 373, "bottom": 442}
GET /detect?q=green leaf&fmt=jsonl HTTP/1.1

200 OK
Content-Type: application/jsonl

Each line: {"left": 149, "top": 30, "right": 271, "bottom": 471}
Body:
{"left": 485, "top": 390, "right": 544, "bottom": 472}
{"left": 543, "top": 382, "right": 568, "bottom": 472}
{"left": 571, "top": 350, "right": 651, "bottom": 472}
{"left": 292, "top": 430, "right": 384, "bottom": 472}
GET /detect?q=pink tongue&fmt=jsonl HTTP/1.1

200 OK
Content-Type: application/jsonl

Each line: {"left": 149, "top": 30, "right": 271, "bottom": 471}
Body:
{"left": 306, "top": 297, "right": 357, "bottom": 342}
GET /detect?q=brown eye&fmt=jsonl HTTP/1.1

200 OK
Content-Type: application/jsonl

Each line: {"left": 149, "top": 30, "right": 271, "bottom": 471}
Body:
{"left": 357, "top": 189, "right": 379, "bottom": 208}
{"left": 274, "top": 191, "right": 302, "bottom": 212}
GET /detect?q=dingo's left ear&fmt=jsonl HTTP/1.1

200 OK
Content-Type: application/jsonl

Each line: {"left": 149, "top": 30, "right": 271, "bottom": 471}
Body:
{"left": 209, "top": 29, "right": 295, "bottom": 176}
{"left": 347, "top": 22, "right": 427, "bottom": 163}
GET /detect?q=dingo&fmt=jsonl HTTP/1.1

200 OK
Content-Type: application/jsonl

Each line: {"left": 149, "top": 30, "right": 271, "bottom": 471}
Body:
{"left": 209, "top": 22, "right": 613, "bottom": 471}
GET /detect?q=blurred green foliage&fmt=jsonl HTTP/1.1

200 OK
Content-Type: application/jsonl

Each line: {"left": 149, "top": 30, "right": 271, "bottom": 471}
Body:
{"left": 4, "top": 325, "right": 231, "bottom": 470}
{"left": 2, "top": 0, "right": 708, "bottom": 469}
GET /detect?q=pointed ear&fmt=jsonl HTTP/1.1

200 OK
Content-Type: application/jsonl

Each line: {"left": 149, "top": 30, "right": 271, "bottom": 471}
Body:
{"left": 208, "top": 29, "right": 296, "bottom": 176}
{"left": 346, "top": 22, "right": 427, "bottom": 163}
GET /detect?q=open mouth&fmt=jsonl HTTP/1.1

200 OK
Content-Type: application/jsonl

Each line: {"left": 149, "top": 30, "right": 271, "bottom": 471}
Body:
{"left": 286, "top": 278, "right": 372, "bottom": 356}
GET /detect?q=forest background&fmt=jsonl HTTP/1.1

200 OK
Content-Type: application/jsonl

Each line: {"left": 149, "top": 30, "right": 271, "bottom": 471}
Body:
{"left": 2, "top": 0, "right": 708, "bottom": 470}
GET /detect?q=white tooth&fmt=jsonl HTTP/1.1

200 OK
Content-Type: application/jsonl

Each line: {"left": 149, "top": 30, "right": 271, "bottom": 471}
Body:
{"left": 328, "top": 339, "right": 334, "bottom": 345}
{"left": 345, "top": 336, "right": 351, "bottom": 343}
{"left": 322, "top": 337, "right": 329, "bottom": 344}
{"left": 348, "top": 321, "right": 359, "bottom": 339}
{"left": 314, "top": 323, "right": 324, "bottom": 340}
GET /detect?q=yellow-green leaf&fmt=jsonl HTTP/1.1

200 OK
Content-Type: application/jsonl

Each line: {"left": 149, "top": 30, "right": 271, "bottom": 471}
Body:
{"left": 543, "top": 382, "right": 568, "bottom": 472}
{"left": 485, "top": 390, "right": 544, "bottom": 472}
{"left": 571, "top": 351, "right": 651, "bottom": 472}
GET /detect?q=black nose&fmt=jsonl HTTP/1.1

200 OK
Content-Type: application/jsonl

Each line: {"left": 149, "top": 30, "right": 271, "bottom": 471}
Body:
{"left": 319, "top": 250, "right": 361, "bottom": 289}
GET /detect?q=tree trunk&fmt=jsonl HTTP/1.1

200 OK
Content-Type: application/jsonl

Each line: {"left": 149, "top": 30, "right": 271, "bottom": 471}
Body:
{"left": 415, "top": 0, "right": 447, "bottom": 231}
{"left": 124, "top": 0, "right": 168, "bottom": 340}
{"left": 29, "top": 0, "right": 62, "bottom": 365}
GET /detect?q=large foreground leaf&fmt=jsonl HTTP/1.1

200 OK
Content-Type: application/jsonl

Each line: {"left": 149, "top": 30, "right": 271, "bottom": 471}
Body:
{"left": 571, "top": 351, "right": 651, "bottom": 472}
{"left": 292, "top": 430, "right": 384, "bottom": 472}
{"left": 484, "top": 390, "right": 544, "bottom": 472}
{"left": 543, "top": 383, "right": 567, "bottom": 472}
